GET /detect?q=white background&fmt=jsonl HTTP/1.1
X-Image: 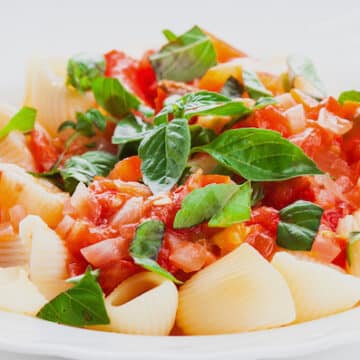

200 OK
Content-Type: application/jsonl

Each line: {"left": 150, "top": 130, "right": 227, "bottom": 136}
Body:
{"left": 0, "top": 0, "right": 359, "bottom": 359}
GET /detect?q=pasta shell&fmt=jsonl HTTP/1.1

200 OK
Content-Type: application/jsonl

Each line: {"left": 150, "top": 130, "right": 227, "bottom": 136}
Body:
{"left": 19, "top": 215, "right": 69, "bottom": 300}
{"left": 0, "top": 104, "right": 17, "bottom": 127}
{"left": 0, "top": 267, "right": 46, "bottom": 315}
{"left": 94, "top": 272, "right": 178, "bottom": 335}
{"left": 272, "top": 251, "right": 360, "bottom": 323}
{"left": 0, "top": 235, "right": 27, "bottom": 267}
{"left": 24, "top": 58, "right": 94, "bottom": 136}
{"left": 0, "top": 163, "right": 68, "bottom": 227}
{"left": 177, "top": 243, "right": 295, "bottom": 335}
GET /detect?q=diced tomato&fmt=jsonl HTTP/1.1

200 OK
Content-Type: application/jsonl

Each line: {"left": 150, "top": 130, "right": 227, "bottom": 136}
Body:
{"left": 245, "top": 224, "right": 277, "bottom": 260}
{"left": 248, "top": 206, "right": 279, "bottom": 234}
{"left": 154, "top": 87, "right": 168, "bottom": 113}
{"left": 109, "top": 156, "right": 142, "bottom": 182}
{"left": 29, "top": 128, "right": 59, "bottom": 171}
{"left": 186, "top": 173, "right": 231, "bottom": 191}
{"left": 321, "top": 204, "right": 350, "bottom": 232}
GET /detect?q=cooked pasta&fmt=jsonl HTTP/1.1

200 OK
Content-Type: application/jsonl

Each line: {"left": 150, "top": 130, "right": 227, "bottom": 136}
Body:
{"left": 0, "top": 267, "right": 46, "bottom": 315}
{"left": 0, "top": 235, "right": 27, "bottom": 268}
{"left": 94, "top": 272, "right": 178, "bottom": 335}
{"left": 19, "top": 215, "right": 69, "bottom": 300}
{"left": 176, "top": 243, "right": 295, "bottom": 335}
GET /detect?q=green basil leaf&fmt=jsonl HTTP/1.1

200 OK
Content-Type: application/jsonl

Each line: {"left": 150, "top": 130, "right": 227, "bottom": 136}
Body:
{"left": 174, "top": 182, "right": 251, "bottom": 228}
{"left": 221, "top": 76, "right": 244, "bottom": 98}
{"left": 112, "top": 114, "right": 153, "bottom": 145}
{"left": 149, "top": 26, "right": 217, "bottom": 82}
{"left": 66, "top": 269, "right": 100, "bottom": 284}
{"left": 287, "top": 55, "right": 326, "bottom": 100}
{"left": 58, "top": 120, "right": 76, "bottom": 132}
{"left": 37, "top": 268, "right": 109, "bottom": 326}
{"left": 185, "top": 100, "right": 251, "bottom": 118}
{"left": 209, "top": 181, "right": 252, "bottom": 227}
{"left": 190, "top": 125, "right": 216, "bottom": 147}
{"left": 250, "top": 182, "right": 264, "bottom": 206}
{"left": 194, "top": 128, "right": 322, "bottom": 181}
{"left": 139, "top": 118, "right": 191, "bottom": 194}
{"left": 242, "top": 69, "right": 272, "bottom": 100}
{"left": 67, "top": 53, "right": 105, "bottom": 92}
{"left": 0, "top": 107, "right": 36, "bottom": 139}
{"left": 338, "top": 90, "right": 360, "bottom": 105}
{"left": 75, "top": 109, "right": 107, "bottom": 137}
{"left": 130, "top": 220, "right": 182, "bottom": 284}
{"left": 92, "top": 77, "right": 140, "bottom": 117}
{"left": 61, "top": 150, "right": 117, "bottom": 193}
{"left": 276, "top": 200, "right": 323, "bottom": 251}
{"left": 254, "top": 96, "right": 278, "bottom": 109}
{"left": 162, "top": 29, "right": 177, "bottom": 42}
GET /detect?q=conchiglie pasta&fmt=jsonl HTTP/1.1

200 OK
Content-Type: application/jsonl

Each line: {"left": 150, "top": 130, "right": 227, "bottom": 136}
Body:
{"left": 177, "top": 243, "right": 295, "bottom": 335}
{"left": 0, "top": 267, "right": 46, "bottom": 315}
{"left": 19, "top": 215, "right": 69, "bottom": 300}
{"left": 0, "top": 235, "right": 27, "bottom": 267}
{"left": 0, "top": 163, "right": 68, "bottom": 227}
{"left": 24, "top": 58, "right": 94, "bottom": 136}
{"left": 94, "top": 272, "right": 178, "bottom": 335}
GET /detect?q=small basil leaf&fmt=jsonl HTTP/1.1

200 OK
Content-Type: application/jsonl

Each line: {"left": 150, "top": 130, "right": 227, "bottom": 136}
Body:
{"left": 254, "top": 96, "right": 278, "bottom": 109}
{"left": 0, "top": 107, "right": 36, "bottom": 139}
{"left": 61, "top": 151, "right": 117, "bottom": 193}
{"left": 338, "top": 90, "right": 360, "bottom": 105}
{"left": 150, "top": 26, "right": 217, "bottom": 82}
{"left": 112, "top": 114, "right": 153, "bottom": 145}
{"left": 37, "top": 268, "right": 110, "bottom": 326}
{"left": 250, "top": 182, "right": 264, "bottom": 206}
{"left": 242, "top": 69, "right": 273, "bottom": 100}
{"left": 66, "top": 269, "right": 100, "bottom": 284}
{"left": 276, "top": 200, "right": 323, "bottom": 251}
{"left": 58, "top": 120, "right": 76, "bottom": 132}
{"left": 75, "top": 109, "right": 107, "bottom": 137}
{"left": 190, "top": 125, "right": 216, "bottom": 147}
{"left": 139, "top": 118, "right": 191, "bottom": 194}
{"left": 287, "top": 55, "right": 326, "bottom": 100}
{"left": 67, "top": 53, "right": 105, "bottom": 92}
{"left": 162, "top": 29, "right": 177, "bottom": 41}
{"left": 194, "top": 128, "right": 322, "bottom": 181}
{"left": 208, "top": 181, "right": 252, "bottom": 227}
{"left": 130, "top": 220, "right": 182, "bottom": 284}
{"left": 92, "top": 77, "right": 140, "bottom": 118}
{"left": 221, "top": 76, "right": 244, "bottom": 98}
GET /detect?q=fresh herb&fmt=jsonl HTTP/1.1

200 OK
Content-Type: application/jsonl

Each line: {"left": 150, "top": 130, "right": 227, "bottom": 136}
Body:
{"left": 287, "top": 55, "right": 326, "bottom": 100}
{"left": 221, "top": 76, "right": 244, "bottom": 98}
{"left": 60, "top": 151, "right": 117, "bottom": 193}
{"left": 67, "top": 53, "right": 105, "bottom": 92}
{"left": 65, "top": 269, "right": 100, "bottom": 284}
{"left": 251, "top": 182, "right": 264, "bottom": 206}
{"left": 0, "top": 107, "right": 36, "bottom": 139}
{"left": 338, "top": 90, "right": 360, "bottom": 105}
{"left": 242, "top": 69, "right": 273, "bottom": 100}
{"left": 276, "top": 200, "right": 323, "bottom": 251}
{"left": 193, "top": 128, "right": 322, "bottom": 181}
{"left": 190, "top": 125, "right": 216, "bottom": 147}
{"left": 254, "top": 96, "right": 278, "bottom": 109}
{"left": 139, "top": 118, "right": 190, "bottom": 194}
{"left": 112, "top": 114, "right": 153, "bottom": 145}
{"left": 150, "top": 26, "right": 217, "bottom": 82}
{"left": 37, "top": 268, "right": 110, "bottom": 327}
{"left": 174, "top": 182, "right": 251, "bottom": 228}
{"left": 162, "top": 29, "right": 177, "bottom": 41}
{"left": 130, "top": 220, "right": 182, "bottom": 284}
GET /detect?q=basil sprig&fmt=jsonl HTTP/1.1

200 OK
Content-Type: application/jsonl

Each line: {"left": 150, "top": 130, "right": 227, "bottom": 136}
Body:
{"left": 276, "top": 200, "right": 323, "bottom": 251}
{"left": 193, "top": 128, "right": 322, "bottom": 181}
{"left": 0, "top": 107, "right": 36, "bottom": 139}
{"left": 37, "top": 269, "right": 110, "bottom": 327}
{"left": 130, "top": 220, "right": 182, "bottom": 284}
{"left": 150, "top": 26, "right": 217, "bottom": 82}
{"left": 338, "top": 90, "right": 360, "bottom": 105}
{"left": 242, "top": 69, "right": 273, "bottom": 100}
{"left": 174, "top": 182, "right": 251, "bottom": 228}
{"left": 139, "top": 118, "right": 190, "bottom": 194}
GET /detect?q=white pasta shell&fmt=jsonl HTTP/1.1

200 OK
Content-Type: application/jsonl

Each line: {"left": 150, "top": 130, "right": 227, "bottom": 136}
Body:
{"left": 94, "top": 272, "right": 178, "bottom": 335}
{"left": 0, "top": 267, "right": 46, "bottom": 315}
{"left": 0, "top": 163, "right": 68, "bottom": 227}
{"left": 0, "top": 235, "right": 27, "bottom": 267}
{"left": 19, "top": 215, "right": 69, "bottom": 300}
{"left": 0, "top": 104, "right": 17, "bottom": 127}
{"left": 24, "top": 57, "right": 94, "bottom": 137}
{"left": 177, "top": 243, "right": 295, "bottom": 335}
{"left": 272, "top": 251, "right": 360, "bottom": 323}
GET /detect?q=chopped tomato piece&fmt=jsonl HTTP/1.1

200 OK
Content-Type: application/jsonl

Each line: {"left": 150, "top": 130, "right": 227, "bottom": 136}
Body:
{"left": 186, "top": 173, "right": 231, "bottom": 191}
{"left": 248, "top": 206, "right": 279, "bottom": 234}
{"left": 109, "top": 156, "right": 142, "bottom": 182}
{"left": 245, "top": 224, "right": 277, "bottom": 260}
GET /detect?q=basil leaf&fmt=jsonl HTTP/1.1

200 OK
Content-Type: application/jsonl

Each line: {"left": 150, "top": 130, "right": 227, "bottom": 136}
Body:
{"left": 242, "top": 69, "right": 272, "bottom": 100}
{"left": 174, "top": 182, "right": 251, "bottom": 228}
{"left": 37, "top": 269, "right": 110, "bottom": 326}
{"left": 61, "top": 151, "right": 117, "bottom": 193}
{"left": 250, "top": 182, "right": 265, "bottom": 206}
{"left": 185, "top": 100, "right": 251, "bottom": 118}
{"left": 92, "top": 77, "right": 140, "bottom": 118}
{"left": 190, "top": 125, "right": 216, "bottom": 147}
{"left": 139, "top": 118, "right": 191, "bottom": 194}
{"left": 254, "top": 96, "right": 278, "bottom": 109}
{"left": 338, "top": 90, "right": 360, "bottom": 104}
{"left": 0, "top": 107, "right": 36, "bottom": 139}
{"left": 221, "top": 76, "right": 244, "bottom": 98}
{"left": 149, "top": 26, "right": 217, "bottom": 82}
{"left": 67, "top": 53, "right": 105, "bottom": 92}
{"left": 130, "top": 220, "right": 182, "bottom": 284}
{"left": 194, "top": 128, "right": 322, "bottom": 181}
{"left": 75, "top": 109, "right": 107, "bottom": 136}
{"left": 287, "top": 55, "right": 326, "bottom": 100}
{"left": 112, "top": 114, "right": 153, "bottom": 145}
{"left": 276, "top": 200, "right": 323, "bottom": 251}
{"left": 162, "top": 29, "right": 177, "bottom": 41}
{"left": 66, "top": 269, "right": 100, "bottom": 284}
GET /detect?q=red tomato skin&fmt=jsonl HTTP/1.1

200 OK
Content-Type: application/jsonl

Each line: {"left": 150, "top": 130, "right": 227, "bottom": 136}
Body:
{"left": 245, "top": 224, "right": 277, "bottom": 260}
{"left": 248, "top": 206, "right": 279, "bottom": 234}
